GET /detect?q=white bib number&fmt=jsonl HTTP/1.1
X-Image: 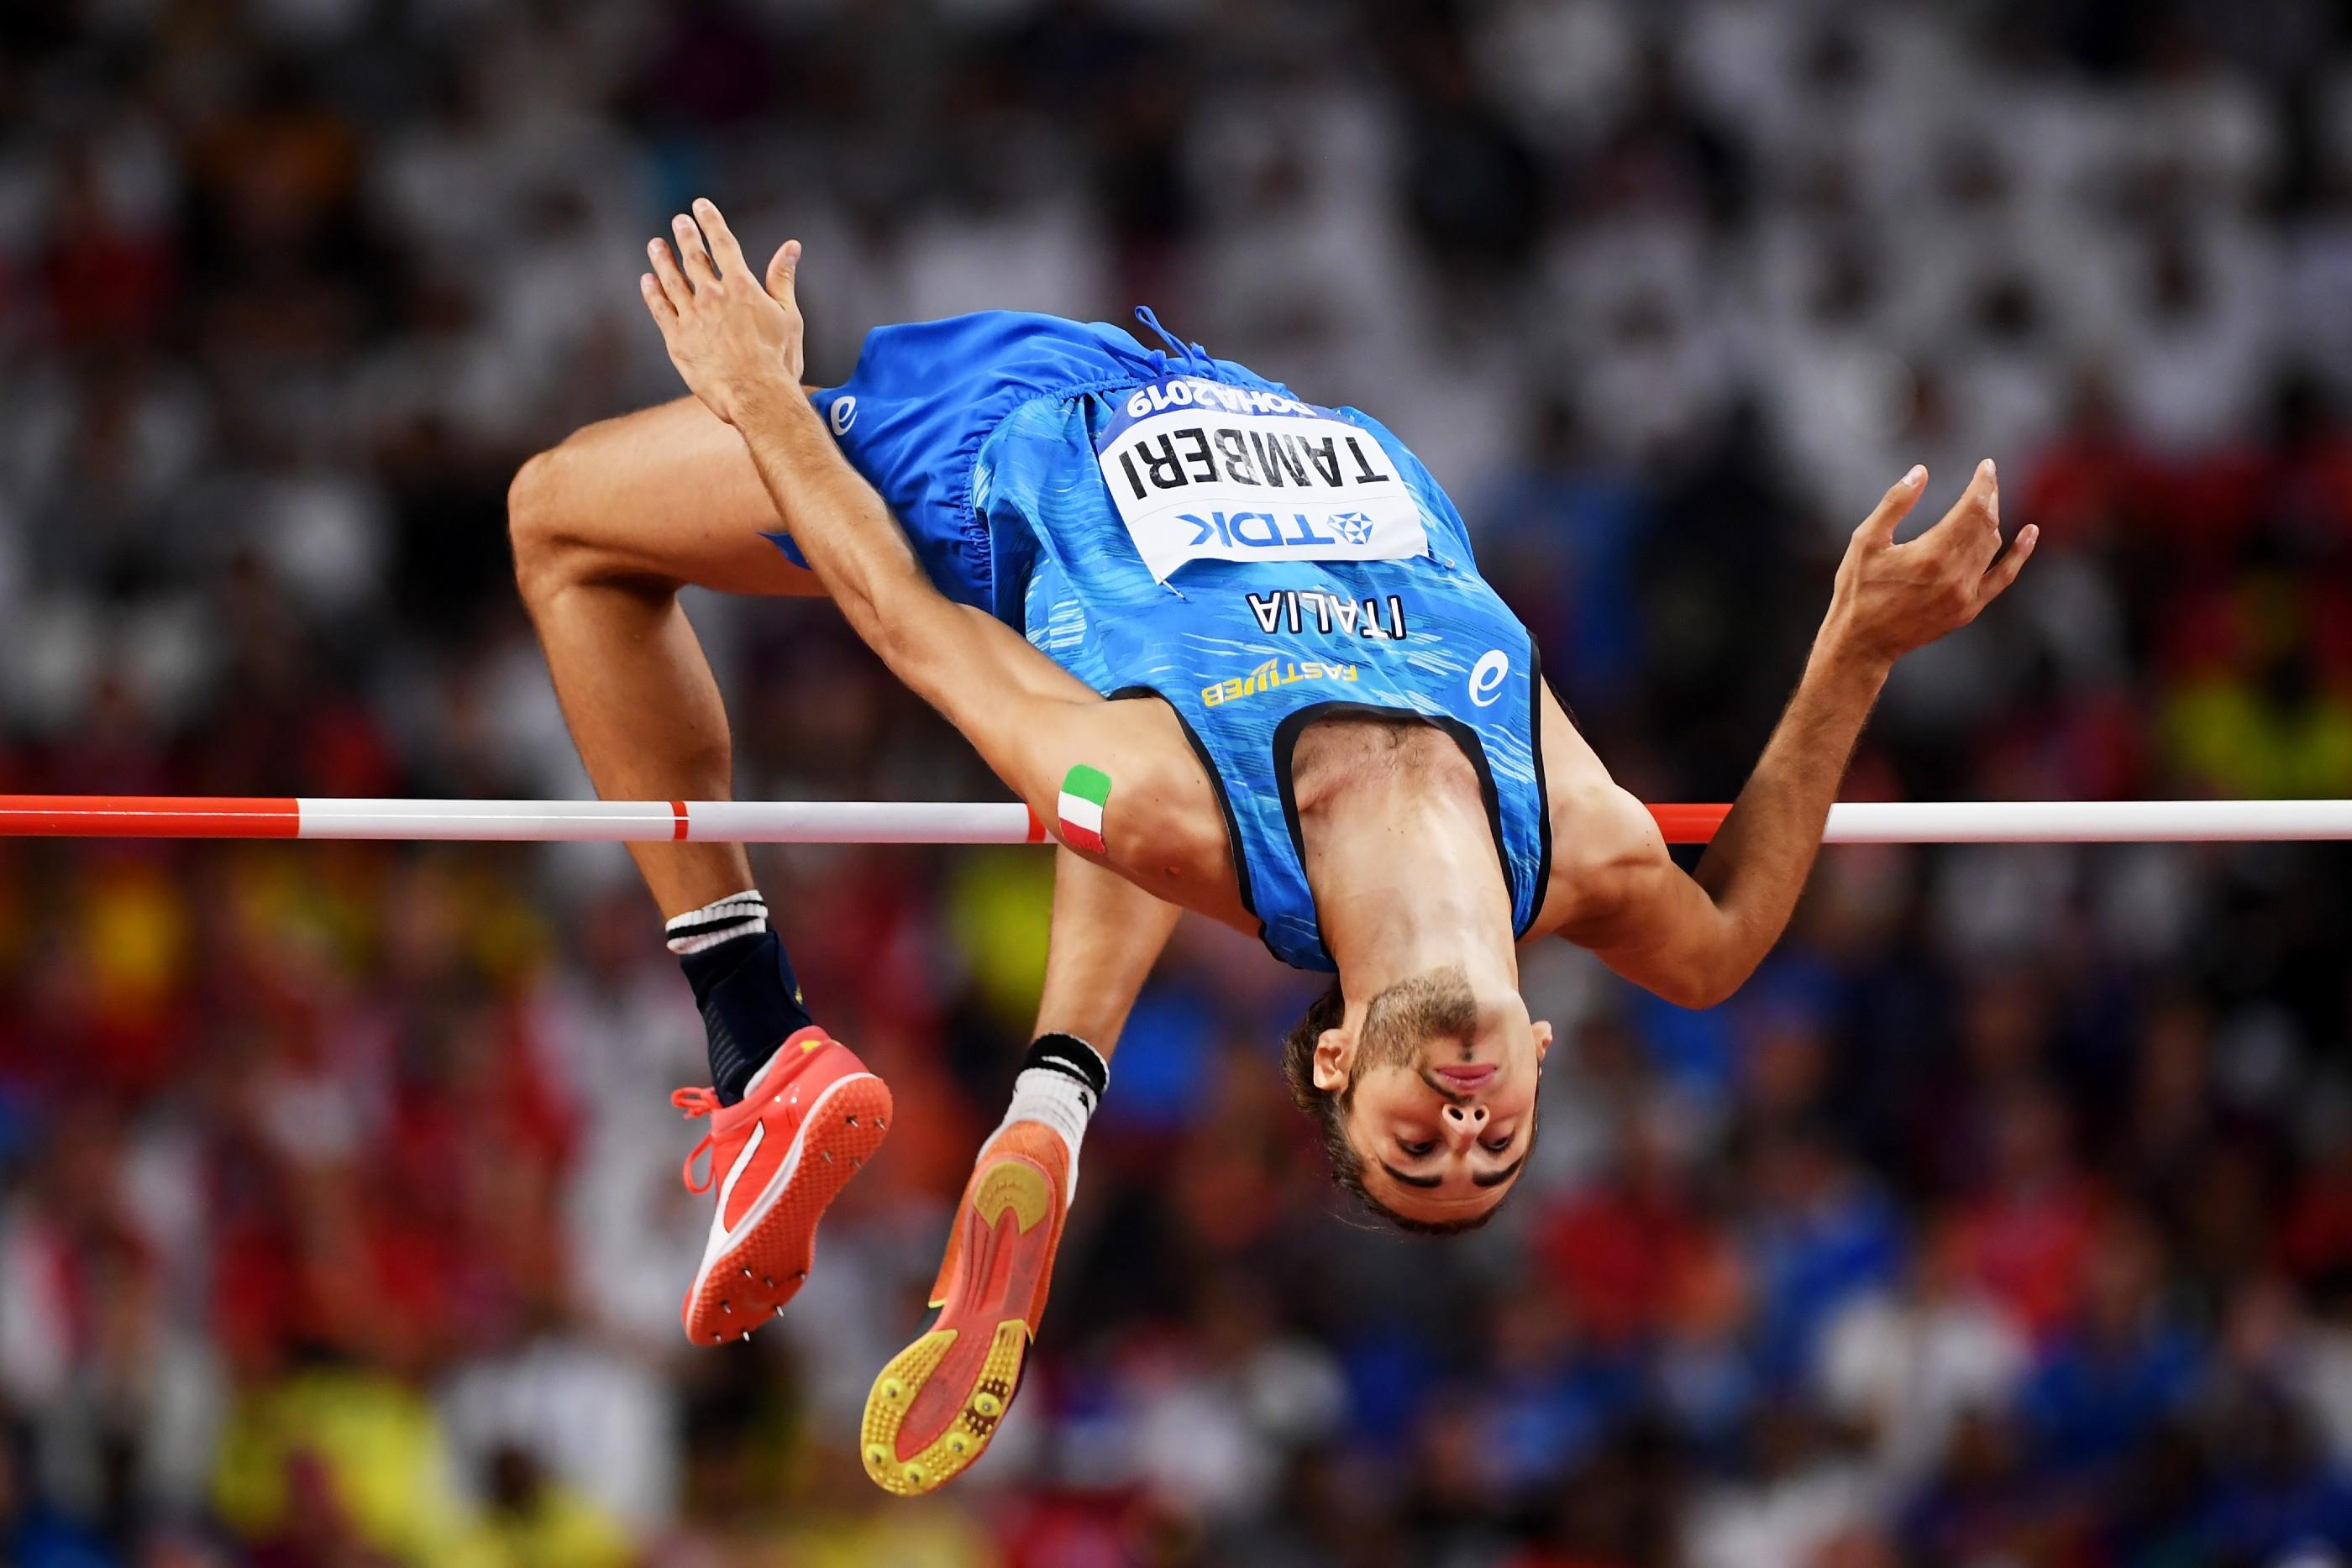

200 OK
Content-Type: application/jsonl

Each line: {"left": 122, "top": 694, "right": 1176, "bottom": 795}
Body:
{"left": 1095, "top": 383, "right": 1430, "bottom": 584}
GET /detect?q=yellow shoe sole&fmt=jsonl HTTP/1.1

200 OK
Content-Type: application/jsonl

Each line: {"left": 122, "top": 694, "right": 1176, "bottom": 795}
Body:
{"left": 861, "top": 1151, "right": 1058, "bottom": 1496}
{"left": 861, "top": 1320, "right": 1028, "bottom": 1496}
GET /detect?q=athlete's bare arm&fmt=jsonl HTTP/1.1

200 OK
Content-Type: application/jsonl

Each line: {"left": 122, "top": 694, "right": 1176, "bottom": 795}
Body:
{"left": 638, "top": 201, "right": 1243, "bottom": 920}
{"left": 1534, "top": 462, "right": 2037, "bottom": 1009}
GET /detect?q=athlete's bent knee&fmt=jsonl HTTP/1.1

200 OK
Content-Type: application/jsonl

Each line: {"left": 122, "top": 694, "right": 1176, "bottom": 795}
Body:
{"left": 508, "top": 445, "right": 570, "bottom": 603}
{"left": 509, "top": 442, "right": 633, "bottom": 609}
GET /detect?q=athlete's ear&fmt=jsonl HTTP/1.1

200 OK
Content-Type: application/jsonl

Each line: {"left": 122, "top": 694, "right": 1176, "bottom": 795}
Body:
{"left": 1532, "top": 1018, "right": 1555, "bottom": 1069}
{"left": 1311, "top": 1025, "right": 1352, "bottom": 1094}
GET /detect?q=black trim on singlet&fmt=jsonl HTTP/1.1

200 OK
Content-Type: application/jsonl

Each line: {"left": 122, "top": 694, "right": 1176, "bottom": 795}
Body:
{"left": 1525, "top": 641, "right": 1553, "bottom": 926}
{"left": 1108, "top": 684, "right": 1263, "bottom": 934}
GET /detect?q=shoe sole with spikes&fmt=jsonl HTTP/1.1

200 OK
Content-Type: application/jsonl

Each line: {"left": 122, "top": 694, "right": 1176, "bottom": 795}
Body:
{"left": 861, "top": 1125, "right": 1068, "bottom": 1494}
{"left": 680, "top": 1071, "right": 892, "bottom": 1345}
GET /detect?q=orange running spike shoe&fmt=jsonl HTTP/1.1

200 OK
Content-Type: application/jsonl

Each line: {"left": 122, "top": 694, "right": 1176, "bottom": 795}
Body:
{"left": 861, "top": 1120, "right": 1071, "bottom": 1494}
{"left": 671, "top": 1025, "right": 891, "bottom": 1345}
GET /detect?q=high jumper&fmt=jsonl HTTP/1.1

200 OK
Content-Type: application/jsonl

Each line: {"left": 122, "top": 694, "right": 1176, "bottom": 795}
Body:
{"left": 502, "top": 197, "right": 2036, "bottom": 1494}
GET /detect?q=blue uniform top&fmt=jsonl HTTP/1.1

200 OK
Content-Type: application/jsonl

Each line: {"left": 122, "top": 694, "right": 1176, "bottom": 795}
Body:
{"left": 791, "top": 310, "right": 1551, "bottom": 973}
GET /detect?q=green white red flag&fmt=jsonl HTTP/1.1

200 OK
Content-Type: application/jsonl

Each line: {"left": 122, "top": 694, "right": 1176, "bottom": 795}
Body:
{"left": 1056, "top": 766, "right": 1111, "bottom": 854}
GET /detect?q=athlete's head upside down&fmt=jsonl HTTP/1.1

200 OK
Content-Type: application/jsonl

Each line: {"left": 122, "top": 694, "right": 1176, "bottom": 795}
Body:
{"left": 1284, "top": 966, "right": 1546, "bottom": 1234}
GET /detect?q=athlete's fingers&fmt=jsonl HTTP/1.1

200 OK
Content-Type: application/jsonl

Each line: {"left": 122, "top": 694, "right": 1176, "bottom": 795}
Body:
{"left": 647, "top": 237, "right": 691, "bottom": 312}
{"left": 1854, "top": 464, "right": 1928, "bottom": 548}
{"left": 765, "top": 239, "right": 801, "bottom": 305}
{"left": 693, "top": 198, "right": 751, "bottom": 281}
{"left": 638, "top": 271, "right": 675, "bottom": 325}
{"left": 1910, "top": 458, "right": 1994, "bottom": 563}
{"left": 1975, "top": 522, "right": 2039, "bottom": 607}
{"left": 1944, "top": 459, "right": 2003, "bottom": 569}
{"left": 1957, "top": 458, "right": 1998, "bottom": 533}
{"left": 673, "top": 212, "right": 720, "bottom": 287}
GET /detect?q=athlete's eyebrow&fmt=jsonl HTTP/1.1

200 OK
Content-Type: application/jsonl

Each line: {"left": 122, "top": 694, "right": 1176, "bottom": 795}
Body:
{"left": 1379, "top": 1163, "right": 1443, "bottom": 1189}
{"left": 1473, "top": 1154, "right": 1527, "bottom": 1188}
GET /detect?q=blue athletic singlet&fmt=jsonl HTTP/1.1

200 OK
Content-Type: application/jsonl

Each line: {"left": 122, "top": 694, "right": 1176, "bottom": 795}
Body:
{"left": 789, "top": 310, "right": 1551, "bottom": 973}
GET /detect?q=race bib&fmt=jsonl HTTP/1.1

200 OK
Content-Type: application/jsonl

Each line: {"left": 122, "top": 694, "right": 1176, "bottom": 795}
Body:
{"left": 1094, "top": 375, "right": 1430, "bottom": 584}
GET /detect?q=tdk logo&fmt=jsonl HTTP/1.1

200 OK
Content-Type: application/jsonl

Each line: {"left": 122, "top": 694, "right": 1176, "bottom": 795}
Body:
{"left": 1179, "top": 511, "right": 1357, "bottom": 548}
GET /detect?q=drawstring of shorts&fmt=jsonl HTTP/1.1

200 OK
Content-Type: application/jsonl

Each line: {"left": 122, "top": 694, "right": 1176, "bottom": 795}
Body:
{"left": 1130, "top": 305, "right": 1211, "bottom": 371}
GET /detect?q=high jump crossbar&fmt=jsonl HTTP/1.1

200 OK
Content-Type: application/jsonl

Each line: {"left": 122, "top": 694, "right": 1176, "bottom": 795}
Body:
{"left": 0, "top": 797, "right": 2348, "bottom": 846}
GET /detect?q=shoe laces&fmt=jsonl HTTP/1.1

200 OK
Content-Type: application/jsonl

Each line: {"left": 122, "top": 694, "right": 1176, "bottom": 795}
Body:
{"left": 671, "top": 1086, "right": 723, "bottom": 1193}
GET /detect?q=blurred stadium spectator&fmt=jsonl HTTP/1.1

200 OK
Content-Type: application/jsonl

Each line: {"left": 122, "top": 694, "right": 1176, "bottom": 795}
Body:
{"left": 4, "top": 1, "right": 2352, "bottom": 1564}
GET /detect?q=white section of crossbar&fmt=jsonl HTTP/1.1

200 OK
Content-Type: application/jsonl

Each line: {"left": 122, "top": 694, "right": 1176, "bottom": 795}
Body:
{"left": 291, "top": 799, "right": 1048, "bottom": 843}
{"left": 1810, "top": 800, "right": 2352, "bottom": 844}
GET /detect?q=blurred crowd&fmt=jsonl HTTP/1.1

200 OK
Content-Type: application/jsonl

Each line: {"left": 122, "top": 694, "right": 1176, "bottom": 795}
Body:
{"left": 6, "top": 0, "right": 2352, "bottom": 1564}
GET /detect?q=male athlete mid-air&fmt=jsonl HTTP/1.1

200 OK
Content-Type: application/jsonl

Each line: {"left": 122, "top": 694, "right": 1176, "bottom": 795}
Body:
{"left": 507, "top": 199, "right": 2036, "bottom": 1495}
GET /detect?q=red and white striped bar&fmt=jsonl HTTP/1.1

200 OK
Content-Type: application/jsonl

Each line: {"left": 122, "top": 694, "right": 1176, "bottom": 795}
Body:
{"left": 0, "top": 796, "right": 2349, "bottom": 845}
{"left": 0, "top": 797, "right": 1054, "bottom": 844}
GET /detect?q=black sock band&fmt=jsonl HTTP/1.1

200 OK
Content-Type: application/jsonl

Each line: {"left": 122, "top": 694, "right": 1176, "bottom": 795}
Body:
{"left": 1022, "top": 1032, "right": 1110, "bottom": 1107}
{"left": 681, "top": 930, "right": 815, "bottom": 1104}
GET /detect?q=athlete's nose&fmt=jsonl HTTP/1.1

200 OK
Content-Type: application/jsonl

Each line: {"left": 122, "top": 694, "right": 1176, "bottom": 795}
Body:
{"left": 1442, "top": 1103, "right": 1488, "bottom": 1141}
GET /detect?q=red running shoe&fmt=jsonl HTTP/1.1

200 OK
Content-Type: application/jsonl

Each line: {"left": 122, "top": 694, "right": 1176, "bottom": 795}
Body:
{"left": 671, "top": 1025, "right": 891, "bottom": 1345}
{"left": 860, "top": 1120, "right": 1070, "bottom": 1494}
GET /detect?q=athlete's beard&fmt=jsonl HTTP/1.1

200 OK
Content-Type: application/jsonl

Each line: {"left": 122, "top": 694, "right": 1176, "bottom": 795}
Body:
{"left": 1348, "top": 963, "right": 1480, "bottom": 1094}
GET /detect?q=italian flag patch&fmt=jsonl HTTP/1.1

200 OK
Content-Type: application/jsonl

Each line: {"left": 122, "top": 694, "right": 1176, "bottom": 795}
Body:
{"left": 1057, "top": 765, "right": 1112, "bottom": 854}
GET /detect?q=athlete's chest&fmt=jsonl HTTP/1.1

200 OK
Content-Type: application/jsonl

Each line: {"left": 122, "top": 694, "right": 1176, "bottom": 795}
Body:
{"left": 1289, "top": 716, "right": 1483, "bottom": 815}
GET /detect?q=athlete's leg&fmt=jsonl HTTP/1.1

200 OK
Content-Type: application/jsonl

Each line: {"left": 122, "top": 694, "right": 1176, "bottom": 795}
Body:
{"left": 508, "top": 394, "right": 822, "bottom": 919}
{"left": 864, "top": 853, "right": 1179, "bottom": 1495}
{"left": 1032, "top": 850, "right": 1182, "bottom": 1052}
{"left": 512, "top": 396, "right": 889, "bottom": 1345}
{"left": 509, "top": 398, "right": 1183, "bottom": 1361}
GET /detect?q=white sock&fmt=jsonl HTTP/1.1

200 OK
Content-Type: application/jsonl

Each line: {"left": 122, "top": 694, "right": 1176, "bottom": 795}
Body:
{"left": 990, "top": 1033, "right": 1108, "bottom": 1198}
{"left": 664, "top": 891, "right": 769, "bottom": 955}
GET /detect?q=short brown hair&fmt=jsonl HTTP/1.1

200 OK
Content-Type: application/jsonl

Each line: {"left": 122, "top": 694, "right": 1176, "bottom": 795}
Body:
{"left": 1280, "top": 980, "right": 1515, "bottom": 1237}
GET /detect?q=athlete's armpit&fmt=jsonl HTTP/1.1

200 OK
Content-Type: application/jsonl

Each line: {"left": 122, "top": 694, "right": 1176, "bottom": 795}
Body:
{"left": 1530, "top": 679, "right": 1748, "bottom": 1007}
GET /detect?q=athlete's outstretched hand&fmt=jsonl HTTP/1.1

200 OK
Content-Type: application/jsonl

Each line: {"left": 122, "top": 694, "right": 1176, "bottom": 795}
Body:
{"left": 640, "top": 198, "right": 804, "bottom": 428}
{"left": 1823, "top": 459, "right": 2037, "bottom": 669}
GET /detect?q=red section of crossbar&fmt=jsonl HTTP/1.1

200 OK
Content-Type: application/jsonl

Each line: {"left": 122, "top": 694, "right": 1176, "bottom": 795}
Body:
{"left": 1649, "top": 803, "right": 1732, "bottom": 845}
{"left": 0, "top": 795, "right": 302, "bottom": 838}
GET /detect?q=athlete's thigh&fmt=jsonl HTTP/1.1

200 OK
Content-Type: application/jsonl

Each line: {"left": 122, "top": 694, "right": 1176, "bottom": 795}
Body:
{"left": 538, "top": 395, "right": 827, "bottom": 597}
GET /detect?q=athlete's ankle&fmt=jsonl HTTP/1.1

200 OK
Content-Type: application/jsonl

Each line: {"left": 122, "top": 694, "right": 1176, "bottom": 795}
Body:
{"left": 1017, "top": 1033, "right": 1108, "bottom": 1104}
{"left": 666, "top": 893, "right": 816, "bottom": 1104}
{"left": 994, "top": 1032, "right": 1109, "bottom": 1191}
